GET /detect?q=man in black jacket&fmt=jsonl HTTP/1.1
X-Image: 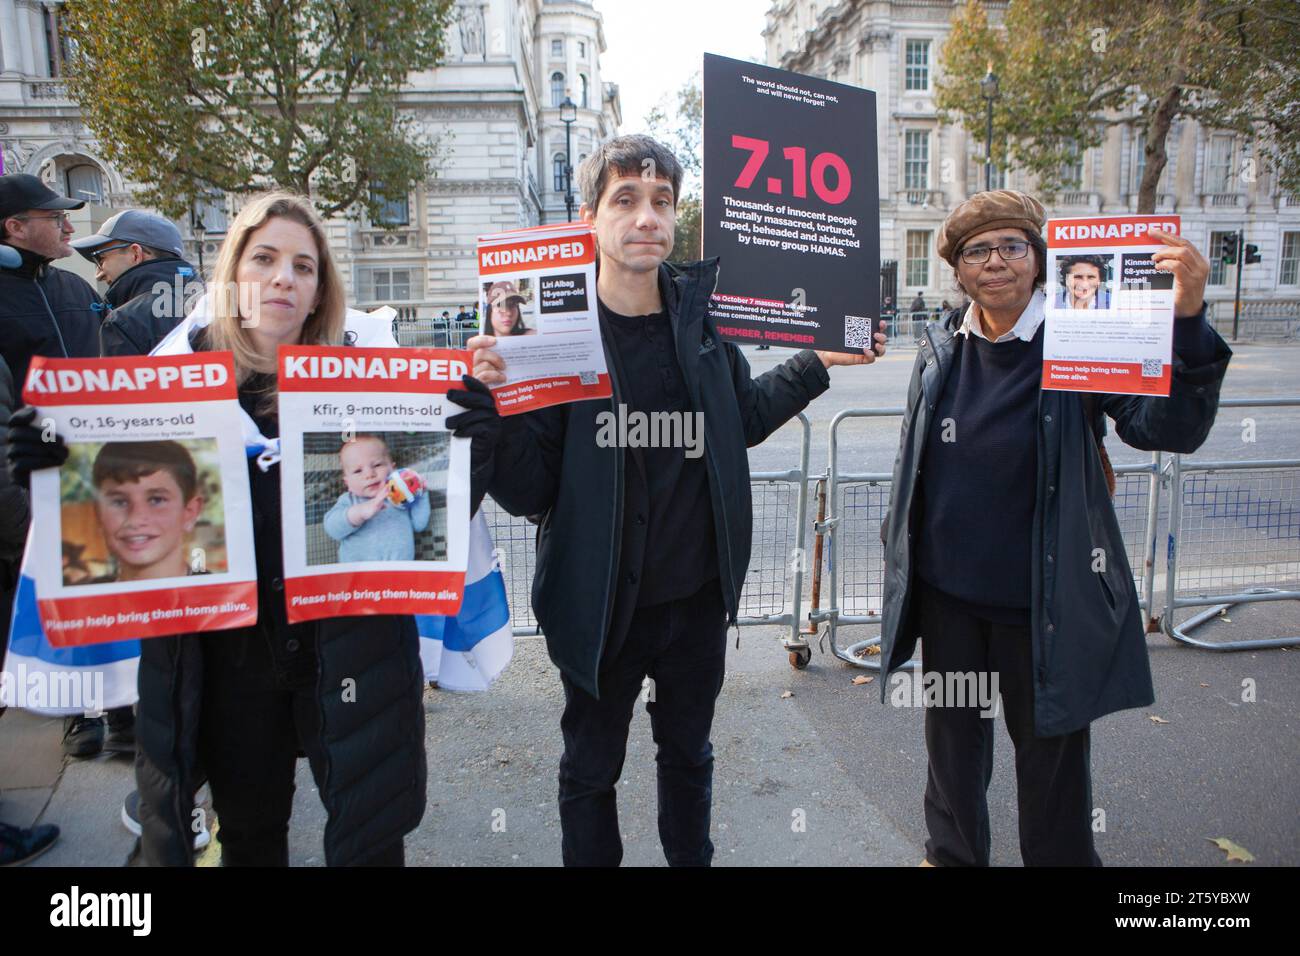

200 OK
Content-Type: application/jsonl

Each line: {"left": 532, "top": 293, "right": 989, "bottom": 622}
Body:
{"left": 0, "top": 173, "right": 110, "bottom": 756}
{"left": 71, "top": 210, "right": 200, "bottom": 356}
{"left": 0, "top": 174, "right": 104, "bottom": 390}
{"left": 450, "top": 135, "right": 886, "bottom": 866}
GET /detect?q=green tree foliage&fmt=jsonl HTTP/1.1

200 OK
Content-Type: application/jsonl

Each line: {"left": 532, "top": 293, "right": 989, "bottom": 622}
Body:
{"left": 936, "top": 0, "right": 1300, "bottom": 213}
{"left": 61, "top": 0, "right": 455, "bottom": 220}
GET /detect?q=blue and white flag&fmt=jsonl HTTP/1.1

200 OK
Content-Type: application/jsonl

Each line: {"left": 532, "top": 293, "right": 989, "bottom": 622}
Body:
{"left": 417, "top": 510, "right": 513, "bottom": 691}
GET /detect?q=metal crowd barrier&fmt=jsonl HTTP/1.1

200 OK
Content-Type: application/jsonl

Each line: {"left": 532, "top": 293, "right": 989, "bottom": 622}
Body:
{"left": 1161, "top": 398, "right": 1300, "bottom": 650}
{"left": 480, "top": 413, "right": 813, "bottom": 647}
{"left": 393, "top": 317, "right": 477, "bottom": 350}
{"left": 812, "top": 408, "right": 1165, "bottom": 671}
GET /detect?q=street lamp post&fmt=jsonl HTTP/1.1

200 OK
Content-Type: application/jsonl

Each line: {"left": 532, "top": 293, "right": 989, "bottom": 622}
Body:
{"left": 980, "top": 65, "right": 999, "bottom": 193}
{"left": 191, "top": 206, "right": 208, "bottom": 278}
{"left": 560, "top": 95, "right": 577, "bottom": 221}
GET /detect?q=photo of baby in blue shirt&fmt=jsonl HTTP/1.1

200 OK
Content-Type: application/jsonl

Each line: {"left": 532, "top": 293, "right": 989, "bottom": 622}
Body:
{"left": 323, "top": 434, "right": 431, "bottom": 562}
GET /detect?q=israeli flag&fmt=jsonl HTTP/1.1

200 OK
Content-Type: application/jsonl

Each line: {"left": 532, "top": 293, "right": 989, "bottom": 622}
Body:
{"left": 417, "top": 510, "right": 513, "bottom": 691}
{"left": 1, "top": 539, "right": 139, "bottom": 716}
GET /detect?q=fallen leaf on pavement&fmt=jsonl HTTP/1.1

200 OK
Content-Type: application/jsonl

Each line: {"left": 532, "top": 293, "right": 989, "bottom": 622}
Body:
{"left": 1149, "top": 715, "right": 1170, "bottom": 724}
{"left": 851, "top": 675, "right": 874, "bottom": 685}
{"left": 1200, "top": 682, "right": 1210, "bottom": 688}
{"left": 780, "top": 690, "right": 794, "bottom": 699}
{"left": 1207, "top": 837, "right": 1255, "bottom": 863}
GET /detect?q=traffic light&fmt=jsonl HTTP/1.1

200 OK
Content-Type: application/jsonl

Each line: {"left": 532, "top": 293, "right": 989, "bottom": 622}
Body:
{"left": 1219, "top": 233, "right": 1238, "bottom": 265}
{"left": 1244, "top": 243, "right": 1262, "bottom": 265}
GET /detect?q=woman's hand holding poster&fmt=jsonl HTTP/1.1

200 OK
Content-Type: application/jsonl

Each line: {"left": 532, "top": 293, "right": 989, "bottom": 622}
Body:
{"left": 1043, "top": 214, "right": 1181, "bottom": 396}
{"left": 276, "top": 346, "right": 470, "bottom": 623}
{"left": 20, "top": 353, "right": 257, "bottom": 646}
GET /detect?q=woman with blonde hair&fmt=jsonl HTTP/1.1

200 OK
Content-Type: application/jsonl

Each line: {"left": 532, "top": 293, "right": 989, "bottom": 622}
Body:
{"left": 46, "top": 191, "right": 426, "bottom": 866}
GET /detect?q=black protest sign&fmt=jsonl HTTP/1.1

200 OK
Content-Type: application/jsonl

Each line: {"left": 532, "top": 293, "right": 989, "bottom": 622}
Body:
{"left": 702, "top": 53, "right": 878, "bottom": 353}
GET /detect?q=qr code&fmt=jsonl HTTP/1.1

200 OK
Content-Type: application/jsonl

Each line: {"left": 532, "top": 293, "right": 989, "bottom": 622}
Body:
{"left": 578, "top": 370, "right": 598, "bottom": 385}
{"left": 1141, "top": 358, "right": 1162, "bottom": 378}
{"left": 844, "top": 315, "right": 872, "bottom": 349}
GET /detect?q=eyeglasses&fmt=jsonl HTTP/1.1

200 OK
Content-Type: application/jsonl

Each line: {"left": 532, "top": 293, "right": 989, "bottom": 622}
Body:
{"left": 12, "top": 212, "right": 72, "bottom": 227}
{"left": 959, "top": 241, "right": 1030, "bottom": 264}
{"left": 90, "top": 243, "right": 132, "bottom": 265}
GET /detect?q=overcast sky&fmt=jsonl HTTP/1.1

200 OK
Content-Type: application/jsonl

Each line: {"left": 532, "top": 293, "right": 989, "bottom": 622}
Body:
{"left": 598, "top": 0, "right": 772, "bottom": 132}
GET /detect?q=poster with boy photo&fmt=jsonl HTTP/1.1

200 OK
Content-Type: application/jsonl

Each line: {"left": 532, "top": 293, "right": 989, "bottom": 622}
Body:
{"left": 15, "top": 352, "right": 258, "bottom": 647}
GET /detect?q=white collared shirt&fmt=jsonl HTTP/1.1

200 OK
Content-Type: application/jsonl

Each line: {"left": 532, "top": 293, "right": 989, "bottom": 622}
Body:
{"left": 957, "top": 288, "right": 1046, "bottom": 344}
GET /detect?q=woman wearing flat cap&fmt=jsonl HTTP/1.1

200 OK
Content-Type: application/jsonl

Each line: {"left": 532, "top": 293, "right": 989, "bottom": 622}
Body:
{"left": 877, "top": 190, "right": 1230, "bottom": 866}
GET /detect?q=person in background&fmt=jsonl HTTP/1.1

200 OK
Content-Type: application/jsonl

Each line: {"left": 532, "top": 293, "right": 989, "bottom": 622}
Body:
{"left": 71, "top": 210, "right": 201, "bottom": 356}
{"left": 0, "top": 349, "right": 60, "bottom": 866}
{"left": 0, "top": 173, "right": 110, "bottom": 757}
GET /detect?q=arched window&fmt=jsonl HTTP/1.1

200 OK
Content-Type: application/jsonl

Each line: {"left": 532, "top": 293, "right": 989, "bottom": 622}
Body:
{"left": 579, "top": 74, "right": 589, "bottom": 109}
{"left": 551, "top": 72, "right": 565, "bottom": 107}
{"left": 64, "top": 164, "right": 103, "bottom": 204}
{"left": 553, "top": 153, "right": 568, "bottom": 192}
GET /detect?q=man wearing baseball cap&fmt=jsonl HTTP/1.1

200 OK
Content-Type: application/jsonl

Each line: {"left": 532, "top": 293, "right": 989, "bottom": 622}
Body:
{"left": 0, "top": 174, "right": 105, "bottom": 389}
{"left": 0, "top": 173, "right": 107, "bottom": 759}
{"left": 71, "top": 210, "right": 201, "bottom": 356}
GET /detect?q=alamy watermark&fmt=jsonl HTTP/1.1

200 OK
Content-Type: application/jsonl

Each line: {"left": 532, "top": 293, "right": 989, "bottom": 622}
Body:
{"left": 0, "top": 665, "right": 105, "bottom": 713}
{"left": 595, "top": 404, "right": 704, "bottom": 459}
{"left": 888, "top": 669, "right": 1001, "bottom": 717}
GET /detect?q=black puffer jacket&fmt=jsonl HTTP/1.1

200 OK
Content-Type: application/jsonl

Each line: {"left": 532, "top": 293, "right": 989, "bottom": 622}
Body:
{"left": 99, "top": 256, "right": 200, "bottom": 357}
{"left": 0, "top": 246, "right": 103, "bottom": 389}
{"left": 135, "top": 341, "right": 427, "bottom": 867}
{"left": 486, "top": 259, "right": 830, "bottom": 697}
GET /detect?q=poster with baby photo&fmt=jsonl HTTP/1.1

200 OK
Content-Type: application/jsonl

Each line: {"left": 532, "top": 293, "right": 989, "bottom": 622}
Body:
{"left": 15, "top": 353, "right": 258, "bottom": 647}
{"left": 277, "top": 345, "right": 470, "bottom": 623}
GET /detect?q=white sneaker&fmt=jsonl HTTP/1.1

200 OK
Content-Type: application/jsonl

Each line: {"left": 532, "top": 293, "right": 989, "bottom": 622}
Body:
{"left": 122, "top": 789, "right": 210, "bottom": 850}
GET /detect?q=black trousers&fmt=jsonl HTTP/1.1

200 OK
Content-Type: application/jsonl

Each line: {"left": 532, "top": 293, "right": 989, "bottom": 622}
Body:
{"left": 197, "top": 627, "right": 404, "bottom": 867}
{"left": 917, "top": 583, "right": 1102, "bottom": 867}
{"left": 557, "top": 578, "right": 728, "bottom": 867}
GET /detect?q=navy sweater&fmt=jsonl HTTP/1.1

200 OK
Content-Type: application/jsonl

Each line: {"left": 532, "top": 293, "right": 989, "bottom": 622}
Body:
{"left": 916, "top": 327, "right": 1044, "bottom": 621}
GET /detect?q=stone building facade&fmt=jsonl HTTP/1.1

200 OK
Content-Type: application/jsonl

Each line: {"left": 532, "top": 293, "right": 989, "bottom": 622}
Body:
{"left": 0, "top": 0, "right": 621, "bottom": 315}
{"left": 763, "top": 0, "right": 1300, "bottom": 319}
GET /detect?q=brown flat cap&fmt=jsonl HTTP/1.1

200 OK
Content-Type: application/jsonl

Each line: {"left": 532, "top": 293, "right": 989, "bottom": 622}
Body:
{"left": 937, "top": 189, "right": 1045, "bottom": 265}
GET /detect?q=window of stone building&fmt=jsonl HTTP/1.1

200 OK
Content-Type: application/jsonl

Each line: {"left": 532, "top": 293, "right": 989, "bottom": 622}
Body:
{"left": 194, "top": 193, "right": 227, "bottom": 234}
{"left": 579, "top": 40, "right": 586, "bottom": 59}
{"left": 904, "top": 130, "right": 929, "bottom": 191}
{"left": 551, "top": 38, "right": 563, "bottom": 57}
{"left": 551, "top": 71, "right": 566, "bottom": 107}
{"left": 1059, "top": 141, "right": 1084, "bottom": 190}
{"left": 905, "top": 39, "right": 930, "bottom": 92}
{"left": 369, "top": 183, "right": 410, "bottom": 227}
{"left": 1280, "top": 232, "right": 1300, "bottom": 286}
{"left": 65, "top": 164, "right": 104, "bottom": 204}
{"left": 906, "top": 229, "right": 931, "bottom": 288}
{"left": 43, "top": 6, "right": 74, "bottom": 77}
{"left": 553, "top": 154, "right": 568, "bottom": 192}
{"left": 1208, "top": 229, "right": 1237, "bottom": 286}
{"left": 1206, "top": 133, "right": 1235, "bottom": 194}
{"left": 365, "top": 267, "right": 415, "bottom": 302}
{"left": 580, "top": 74, "right": 589, "bottom": 108}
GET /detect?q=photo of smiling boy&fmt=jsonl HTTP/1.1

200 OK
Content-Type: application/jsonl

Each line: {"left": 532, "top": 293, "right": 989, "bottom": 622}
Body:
{"left": 322, "top": 433, "right": 430, "bottom": 562}
{"left": 87, "top": 441, "right": 204, "bottom": 583}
